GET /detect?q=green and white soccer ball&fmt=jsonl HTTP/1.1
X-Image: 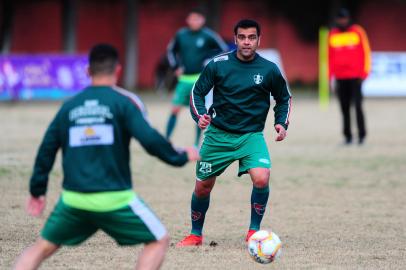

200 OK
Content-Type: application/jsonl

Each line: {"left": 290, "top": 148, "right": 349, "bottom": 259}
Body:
{"left": 247, "top": 230, "right": 282, "bottom": 264}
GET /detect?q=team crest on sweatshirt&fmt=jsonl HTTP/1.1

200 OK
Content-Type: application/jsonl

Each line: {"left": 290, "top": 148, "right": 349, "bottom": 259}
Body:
{"left": 196, "top": 37, "right": 205, "bottom": 47}
{"left": 253, "top": 73, "right": 263, "bottom": 84}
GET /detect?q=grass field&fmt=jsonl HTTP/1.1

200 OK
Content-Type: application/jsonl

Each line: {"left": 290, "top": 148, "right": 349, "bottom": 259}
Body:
{"left": 1, "top": 94, "right": 405, "bottom": 269}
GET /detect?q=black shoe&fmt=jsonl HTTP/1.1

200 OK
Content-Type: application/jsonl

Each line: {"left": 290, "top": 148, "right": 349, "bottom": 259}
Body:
{"left": 344, "top": 138, "right": 352, "bottom": 145}
{"left": 358, "top": 137, "right": 365, "bottom": 145}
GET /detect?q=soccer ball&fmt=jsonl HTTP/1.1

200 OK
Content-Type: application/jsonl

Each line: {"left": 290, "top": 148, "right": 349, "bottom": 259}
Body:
{"left": 247, "top": 230, "right": 282, "bottom": 264}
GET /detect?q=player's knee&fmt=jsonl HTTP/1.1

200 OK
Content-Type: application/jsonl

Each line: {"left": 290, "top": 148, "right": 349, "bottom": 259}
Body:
{"left": 171, "top": 107, "right": 181, "bottom": 114}
{"left": 194, "top": 188, "right": 211, "bottom": 198}
{"left": 252, "top": 171, "right": 270, "bottom": 188}
{"left": 195, "top": 185, "right": 212, "bottom": 197}
{"left": 195, "top": 179, "right": 215, "bottom": 197}
{"left": 36, "top": 238, "right": 59, "bottom": 258}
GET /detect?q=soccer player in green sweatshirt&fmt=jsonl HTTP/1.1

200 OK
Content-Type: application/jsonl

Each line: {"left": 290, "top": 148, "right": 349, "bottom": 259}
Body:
{"left": 177, "top": 19, "right": 292, "bottom": 246}
{"left": 14, "top": 44, "right": 199, "bottom": 270}
{"left": 165, "top": 8, "right": 228, "bottom": 146}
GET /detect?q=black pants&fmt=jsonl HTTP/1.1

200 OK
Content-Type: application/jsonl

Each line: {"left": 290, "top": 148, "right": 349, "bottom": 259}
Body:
{"left": 336, "top": 79, "right": 366, "bottom": 142}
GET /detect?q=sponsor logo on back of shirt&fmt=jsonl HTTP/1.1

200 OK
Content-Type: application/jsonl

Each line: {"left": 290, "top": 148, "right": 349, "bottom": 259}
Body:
{"left": 68, "top": 100, "right": 115, "bottom": 147}
{"left": 69, "top": 124, "right": 114, "bottom": 147}
{"left": 69, "top": 99, "right": 113, "bottom": 124}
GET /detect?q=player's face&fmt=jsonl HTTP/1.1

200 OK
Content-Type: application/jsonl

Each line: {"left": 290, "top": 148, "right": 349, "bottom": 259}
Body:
{"left": 186, "top": 12, "right": 205, "bottom": 31}
{"left": 336, "top": 17, "right": 350, "bottom": 28}
{"left": 235, "top": 27, "right": 260, "bottom": 61}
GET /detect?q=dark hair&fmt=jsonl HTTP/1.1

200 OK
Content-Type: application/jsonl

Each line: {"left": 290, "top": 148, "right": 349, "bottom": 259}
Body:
{"left": 233, "top": 19, "right": 261, "bottom": 36}
{"left": 189, "top": 7, "right": 206, "bottom": 17}
{"left": 88, "top": 44, "right": 119, "bottom": 75}
{"left": 336, "top": 8, "right": 350, "bottom": 19}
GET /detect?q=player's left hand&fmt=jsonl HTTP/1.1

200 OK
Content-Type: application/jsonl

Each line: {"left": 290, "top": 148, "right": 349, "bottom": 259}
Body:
{"left": 198, "top": 114, "right": 211, "bottom": 129}
{"left": 274, "top": 124, "right": 287, "bottom": 142}
{"left": 26, "top": 196, "right": 46, "bottom": 217}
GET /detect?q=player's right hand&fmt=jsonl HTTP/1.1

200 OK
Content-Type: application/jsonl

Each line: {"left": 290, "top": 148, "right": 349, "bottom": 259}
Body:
{"left": 26, "top": 196, "right": 45, "bottom": 217}
{"left": 185, "top": 146, "right": 200, "bottom": 161}
{"left": 198, "top": 114, "right": 211, "bottom": 129}
{"left": 175, "top": 67, "right": 184, "bottom": 77}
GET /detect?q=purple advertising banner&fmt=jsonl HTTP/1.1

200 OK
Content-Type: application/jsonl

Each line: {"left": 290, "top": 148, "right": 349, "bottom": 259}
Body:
{"left": 0, "top": 54, "right": 90, "bottom": 100}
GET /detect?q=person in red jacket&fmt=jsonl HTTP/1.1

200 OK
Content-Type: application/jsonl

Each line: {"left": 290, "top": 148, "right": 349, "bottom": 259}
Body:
{"left": 328, "top": 8, "right": 371, "bottom": 145}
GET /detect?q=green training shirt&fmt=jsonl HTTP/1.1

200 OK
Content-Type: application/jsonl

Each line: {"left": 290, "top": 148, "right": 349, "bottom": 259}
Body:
{"left": 167, "top": 27, "right": 228, "bottom": 74}
{"left": 190, "top": 51, "right": 292, "bottom": 133}
{"left": 30, "top": 86, "right": 188, "bottom": 197}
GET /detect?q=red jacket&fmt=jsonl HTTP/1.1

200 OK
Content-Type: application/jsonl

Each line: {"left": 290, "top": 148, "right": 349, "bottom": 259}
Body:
{"left": 328, "top": 24, "right": 371, "bottom": 80}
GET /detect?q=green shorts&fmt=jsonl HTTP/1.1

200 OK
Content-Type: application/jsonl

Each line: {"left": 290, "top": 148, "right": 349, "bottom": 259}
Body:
{"left": 41, "top": 197, "right": 166, "bottom": 246}
{"left": 196, "top": 125, "right": 271, "bottom": 180}
{"left": 172, "top": 74, "right": 199, "bottom": 106}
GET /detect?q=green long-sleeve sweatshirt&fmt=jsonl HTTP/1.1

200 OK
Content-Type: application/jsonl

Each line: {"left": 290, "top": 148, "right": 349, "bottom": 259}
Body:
{"left": 167, "top": 27, "right": 228, "bottom": 74}
{"left": 190, "top": 50, "right": 292, "bottom": 133}
{"left": 30, "top": 86, "right": 188, "bottom": 197}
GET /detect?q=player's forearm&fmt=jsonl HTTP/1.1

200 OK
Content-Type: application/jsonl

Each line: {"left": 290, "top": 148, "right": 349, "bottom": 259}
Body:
{"left": 271, "top": 70, "right": 292, "bottom": 130}
{"left": 29, "top": 146, "right": 58, "bottom": 197}
{"left": 273, "top": 95, "right": 292, "bottom": 130}
{"left": 190, "top": 91, "right": 206, "bottom": 124}
{"left": 189, "top": 79, "right": 211, "bottom": 124}
{"left": 129, "top": 114, "right": 188, "bottom": 166}
{"left": 29, "top": 123, "right": 60, "bottom": 197}
{"left": 30, "top": 175, "right": 49, "bottom": 197}
{"left": 138, "top": 128, "right": 188, "bottom": 166}
{"left": 146, "top": 145, "right": 188, "bottom": 167}
{"left": 189, "top": 62, "right": 215, "bottom": 123}
{"left": 167, "top": 39, "right": 179, "bottom": 69}
{"left": 167, "top": 54, "right": 179, "bottom": 69}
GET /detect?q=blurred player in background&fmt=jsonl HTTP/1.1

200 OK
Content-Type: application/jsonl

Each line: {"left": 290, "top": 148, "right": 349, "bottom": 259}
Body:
{"left": 177, "top": 19, "right": 292, "bottom": 246}
{"left": 14, "top": 44, "right": 199, "bottom": 270}
{"left": 165, "top": 8, "right": 228, "bottom": 147}
{"left": 328, "top": 8, "right": 371, "bottom": 145}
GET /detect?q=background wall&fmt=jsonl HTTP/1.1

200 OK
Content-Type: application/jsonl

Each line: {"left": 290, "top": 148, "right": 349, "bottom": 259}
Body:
{"left": 2, "top": 0, "right": 406, "bottom": 88}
